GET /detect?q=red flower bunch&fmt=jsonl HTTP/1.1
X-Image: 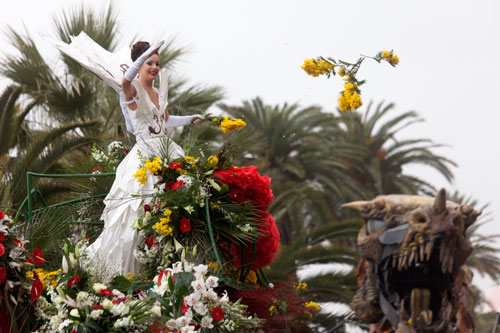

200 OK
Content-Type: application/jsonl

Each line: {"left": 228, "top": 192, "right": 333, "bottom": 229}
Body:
{"left": 214, "top": 166, "right": 280, "bottom": 270}
{"left": 169, "top": 162, "right": 182, "bottom": 170}
{"left": 214, "top": 166, "right": 274, "bottom": 211}
{"left": 179, "top": 218, "right": 191, "bottom": 233}
{"left": 100, "top": 289, "right": 114, "bottom": 297}
{"left": 144, "top": 235, "right": 157, "bottom": 247}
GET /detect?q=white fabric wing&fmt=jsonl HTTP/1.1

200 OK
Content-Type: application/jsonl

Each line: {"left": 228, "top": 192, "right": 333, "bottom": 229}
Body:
{"left": 52, "top": 31, "right": 131, "bottom": 93}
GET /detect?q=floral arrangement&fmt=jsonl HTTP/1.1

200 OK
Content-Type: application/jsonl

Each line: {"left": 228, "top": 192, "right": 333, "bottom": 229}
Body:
{"left": 0, "top": 210, "right": 44, "bottom": 331}
{"left": 34, "top": 239, "right": 262, "bottom": 332}
{"left": 91, "top": 141, "right": 128, "bottom": 172}
{"left": 131, "top": 144, "right": 280, "bottom": 283}
{"left": 301, "top": 50, "right": 399, "bottom": 111}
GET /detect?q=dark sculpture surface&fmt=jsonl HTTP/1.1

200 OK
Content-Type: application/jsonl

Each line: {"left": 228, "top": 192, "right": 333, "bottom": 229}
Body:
{"left": 344, "top": 189, "right": 480, "bottom": 332}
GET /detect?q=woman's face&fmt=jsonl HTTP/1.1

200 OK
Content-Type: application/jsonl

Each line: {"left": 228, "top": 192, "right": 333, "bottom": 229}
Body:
{"left": 139, "top": 54, "right": 160, "bottom": 81}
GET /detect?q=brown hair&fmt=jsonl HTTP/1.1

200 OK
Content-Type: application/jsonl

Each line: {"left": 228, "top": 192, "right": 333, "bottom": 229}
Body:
{"left": 131, "top": 41, "right": 159, "bottom": 61}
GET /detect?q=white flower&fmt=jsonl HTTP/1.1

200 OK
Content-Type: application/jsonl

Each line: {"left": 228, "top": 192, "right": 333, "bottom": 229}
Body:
{"left": 92, "top": 283, "right": 106, "bottom": 293}
{"left": 205, "top": 276, "right": 219, "bottom": 289}
{"left": 102, "top": 299, "right": 113, "bottom": 310}
{"left": 114, "top": 316, "right": 132, "bottom": 328}
{"left": 49, "top": 315, "right": 62, "bottom": 329}
{"left": 166, "top": 319, "right": 177, "bottom": 329}
{"left": 184, "top": 292, "right": 199, "bottom": 306}
{"left": 193, "top": 264, "right": 208, "bottom": 276}
{"left": 201, "top": 316, "right": 214, "bottom": 328}
{"left": 184, "top": 261, "right": 193, "bottom": 273}
{"left": 58, "top": 319, "right": 72, "bottom": 330}
{"left": 61, "top": 256, "right": 68, "bottom": 273}
{"left": 150, "top": 305, "right": 161, "bottom": 317}
{"left": 184, "top": 205, "right": 195, "bottom": 214}
{"left": 90, "top": 309, "right": 103, "bottom": 320}
{"left": 76, "top": 291, "right": 89, "bottom": 302}
{"left": 8, "top": 261, "right": 21, "bottom": 270}
{"left": 204, "top": 289, "right": 218, "bottom": 301}
{"left": 191, "top": 280, "right": 206, "bottom": 293}
{"left": 193, "top": 301, "right": 208, "bottom": 315}
{"left": 177, "top": 175, "right": 194, "bottom": 188}
{"left": 112, "top": 289, "right": 125, "bottom": 298}
{"left": 220, "top": 290, "right": 229, "bottom": 303}
{"left": 69, "top": 308, "right": 80, "bottom": 318}
{"left": 175, "top": 315, "right": 192, "bottom": 329}
{"left": 53, "top": 296, "right": 65, "bottom": 305}
{"left": 172, "top": 261, "right": 183, "bottom": 273}
{"left": 180, "top": 326, "right": 196, "bottom": 333}
{"left": 110, "top": 302, "right": 130, "bottom": 316}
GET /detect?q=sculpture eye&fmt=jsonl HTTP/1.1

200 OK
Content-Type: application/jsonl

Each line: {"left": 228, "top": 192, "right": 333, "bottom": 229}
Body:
{"left": 366, "top": 219, "right": 388, "bottom": 234}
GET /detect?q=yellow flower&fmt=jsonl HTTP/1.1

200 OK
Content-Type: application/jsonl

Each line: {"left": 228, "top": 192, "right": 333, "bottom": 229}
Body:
{"left": 178, "top": 169, "right": 188, "bottom": 175}
{"left": 220, "top": 118, "right": 246, "bottom": 133}
{"left": 184, "top": 156, "right": 196, "bottom": 164}
{"left": 208, "top": 261, "right": 219, "bottom": 272}
{"left": 338, "top": 67, "right": 346, "bottom": 77}
{"left": 144, "top": 157, "right": 162, "bottom": 174}
{"left": 245, "top": 270, "right": 258, "bottom": 284}
{"left": 133, "top": 167, "right": 148, "bottom": 185}
{"left": 304, "top": 310, "right": 313, "bottom": 318}
{"left": 301, "top": 59, "right": 334, "bottom": 77}
{"left": 163, "top": 209, "right": 172, "bottom": 218}
{"left": 305, "top": 301, "right": 320, "bottom": 312}
{"left": 269, "top": 305, "right": 276, "bottom": 316}
{"left": 296, "top": 282, "right": 307, "bottom": 290}
{"left": 26, "top": 268, "right": 59, "bottom": 288}
{"left": 338, "top": 83, "right": 363, "bottom": 111}
{"left": 208, "top": 155, "right": 218, "bottom": 168}
{"left": 382, "top": 50, "right": 399, "bottom": 65}
{"left": 153, "top": 209, "right": 173, "bottom": 236}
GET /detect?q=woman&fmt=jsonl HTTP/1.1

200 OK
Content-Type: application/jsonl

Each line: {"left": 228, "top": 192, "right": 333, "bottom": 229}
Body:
{"left": 56, "top": 35, "right": 203, "bottom": 275}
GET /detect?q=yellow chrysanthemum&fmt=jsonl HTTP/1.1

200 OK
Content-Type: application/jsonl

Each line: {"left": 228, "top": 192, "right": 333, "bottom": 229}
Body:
{"left": 338, "top": 67, "right": 346, "bottom": 77}
{"left": 269, "top": 305, "right": 276, "bottom": 316}
{"left": 26, "top": 268, "right": 59, "bottom": 288}
{"left": 208, "top": 155, "right": 219, "bottom": 168}
{"left": 144, "top": 157, "right": 162, "bottom": 174}
{"left": 153, "top": 209, "right": 173, "bottom": 236}
{"left": 133, "top": 167, "right": 148, "bottom": 184}
{"left": 301, "top": 59, "right": 334, "bottom": 77}
{"left": 184, "top": 156, "right": 196, "bottom": 164}
{"left": 245, "top": 270, "right": 258, "bottom": 284}
{"left": 305, "top": 301, "right": 320, "bottom": 312}
{"left": 220, "top": 117, "right": 246, "bottom": 134}
{"left": 296, "top": 282, "right": 307, "bottom": 290}
{"left": 163, "top": 209, "right": 172, "bottom": 218}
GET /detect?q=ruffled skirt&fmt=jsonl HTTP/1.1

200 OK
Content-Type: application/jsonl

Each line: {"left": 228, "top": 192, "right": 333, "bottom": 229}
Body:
{"left": 87, "top": 136, "right": 184, "bottom": 275}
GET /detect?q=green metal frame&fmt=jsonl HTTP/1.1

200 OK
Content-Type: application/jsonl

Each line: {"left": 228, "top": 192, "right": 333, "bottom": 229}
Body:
{"left": 21, "top": 172, "right": 115, "bottom": 250}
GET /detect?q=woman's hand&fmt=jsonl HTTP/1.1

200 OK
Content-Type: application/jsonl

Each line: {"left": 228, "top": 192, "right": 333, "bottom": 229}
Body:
{"left": 124, "top": 41, "right": 164, "bottom": 82}
{"left": 190, "top": 115, "right": 204, "bottom": 125}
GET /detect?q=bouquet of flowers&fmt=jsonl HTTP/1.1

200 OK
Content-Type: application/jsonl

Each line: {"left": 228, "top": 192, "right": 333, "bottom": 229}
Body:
{"left": 91, "top": 141, "right": 128, "bottom": 172}
{"left": 0, "top": 210, "right": 44, "bottom": 331}
{"left": 34, "top": 239, "right": 262, "bottom": 332}
{"left": 131, "top": 144, "right": 280, "bottom": 284}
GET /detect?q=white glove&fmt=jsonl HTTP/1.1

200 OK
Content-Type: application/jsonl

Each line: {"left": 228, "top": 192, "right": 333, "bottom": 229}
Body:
{"left": 164, "top": 115, "right": 204, "bottom": 128}
{"left": 124, "top": 41, "right": 164, "bottom": 81}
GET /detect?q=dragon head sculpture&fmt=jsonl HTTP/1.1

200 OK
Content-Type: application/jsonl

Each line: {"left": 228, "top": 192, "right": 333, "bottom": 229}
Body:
{"left": 345, "top": 189, "right": 480, "bottom": 332}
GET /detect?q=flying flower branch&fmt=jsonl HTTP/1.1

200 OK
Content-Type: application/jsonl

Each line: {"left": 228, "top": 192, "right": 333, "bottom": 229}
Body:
{"left": 301, "top": 50, "right": 399, "bottom": 111}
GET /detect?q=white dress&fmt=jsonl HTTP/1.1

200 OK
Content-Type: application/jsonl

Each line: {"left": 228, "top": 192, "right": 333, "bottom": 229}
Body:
{"left": 87, "top": 79, "right": 184, "bottom": 275}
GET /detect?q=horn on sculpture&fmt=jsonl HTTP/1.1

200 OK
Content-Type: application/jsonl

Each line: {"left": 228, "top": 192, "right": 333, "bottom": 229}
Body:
{"left": 342, "top": 201, "right": 371, "bottom": 211}
{"left": 433, "top": 188, "right": 447, "bottom": 213}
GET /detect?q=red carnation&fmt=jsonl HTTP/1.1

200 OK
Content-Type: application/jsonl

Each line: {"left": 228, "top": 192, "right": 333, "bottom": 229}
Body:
{"left": 171, "top": 180, "right": 183, "bottom": 191}
{"left": 145, "top": 235, "right": 157, "bottom": 247}
{"left": 0, "top": 234, "right": 5, "bottom": 242}
{"left": 67, "top": 276, "right": 81, "bottom": 288}
{"left": 92, "top": 304, "right": 103, "bottom": 309}
{"left": 13, "top": 238, "right": 23, "bottom": 247}
{"left": 113, "top": 297, "right": 127, "bottom": 304}
{"left": 144, "top": 204, "right": 152, "bottom": 212}
{"left": 31, "top": 278, "right": 43, "bottom": 302}
{"left": 0, "top": 211, "right": 4, "bottom": 219}
{"left": 179, "top": 218, "right": 191, "bottom": 233}
{"left": 0, "top": 267, "right": 6, "bottom": 285}
{"left": 210, "top": 306, "right": 224, "bottom": 321}
{"left": 0, "top": 244, "right": 4, "bottom": 257}
{"left": 100, "top": 289, "right": 114, "bottom": 297}
{"left": 169, "top": 162, "right": 182, "bottom": 170}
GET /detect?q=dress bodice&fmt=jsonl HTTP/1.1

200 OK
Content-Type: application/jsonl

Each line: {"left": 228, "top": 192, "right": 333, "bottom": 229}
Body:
{"left": 128, "top": 72, "right": 169, "bottom": 141}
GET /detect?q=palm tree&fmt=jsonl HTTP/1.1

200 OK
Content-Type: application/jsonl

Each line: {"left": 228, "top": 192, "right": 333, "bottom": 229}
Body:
{"left": 218, "top": 97, "right": 365, "bottom": 244}
{"left": 335, "top": 101, "right": 456, "bottom": 197}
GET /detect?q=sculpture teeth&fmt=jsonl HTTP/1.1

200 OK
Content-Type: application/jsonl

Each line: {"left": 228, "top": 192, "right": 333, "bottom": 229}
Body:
{"left": 425, "top": 240, "right": 434, "bottom": 261}
{"left": 410, "top": 288, "right": 433, "bottom": 326}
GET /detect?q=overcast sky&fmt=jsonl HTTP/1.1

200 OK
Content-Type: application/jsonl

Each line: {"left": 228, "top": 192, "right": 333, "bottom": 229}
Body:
{"left": 2, "top": 0, "right": 499, "bottom": 302}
